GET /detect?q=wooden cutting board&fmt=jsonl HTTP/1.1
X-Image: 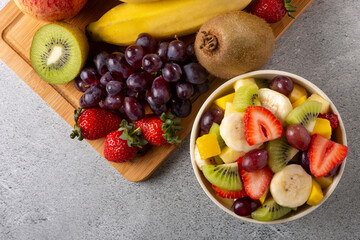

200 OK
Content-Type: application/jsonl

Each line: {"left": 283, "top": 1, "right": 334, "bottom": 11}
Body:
{"left": 0, "top": 0, "right": 313, "bottom": 182}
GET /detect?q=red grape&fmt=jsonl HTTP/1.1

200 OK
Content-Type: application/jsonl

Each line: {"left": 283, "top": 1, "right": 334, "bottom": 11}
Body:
{"left": 171, "top": 98, "right": 192, "bottom": 118}
{"left": 167, "top": 40, "right": 186, "bottom": 62}
{"left": 175, "top": 82, "right": 194, "bottom": 100}
{"left": 299, "top": 151, "right": 311, "bottom": 175}
{"left": 200, "top": 108, "right": 224, "bottom": 133}
{"left": 146, "top": 92, "right": 168, "bottom": 115}
{"left": 232, "top": 197, "right": 260, "bottom": 216}
{"left": 151, "top": 76, "right": 171, "bottom": 104}
{"left": 157, "top": 42, "right": 169, "bottom": 62}
{"left": 93, "top": 51, "right": 109, "bottom": 75}
{"left": 125, "top": 45, "right": 145, "bottom": 69}
{"left": 80, "top": 67, "right": 100, "bottom": 86}
{"left": 103, "top": 94, "right": 123, "bottom": 110}
{"left": 286, "top": 124, "right": 311, "bottom": 151}
{"left": 124, "top": 97, "right": 145, "bottom": 121}
{"left": 142, "top": 54, "right": 163, "bottom": 73}
{"left": 186, "top": 43, "right": 195, "bottom": 56}
{"left": 106, "top": 53, "right": 135, "bottom": 79}
{"left": 74, "top": 78, "right": 90, "bottom": 92}
{"left": 195, "top": 79, "right": 210, "bottom": 94}
{"left": 106, "top": 81, "right": 125, "bottom": 96}
{"left": 242, "top": 149, "right": 269, "bottom": 172}
{"left": 135, "top": 33, "right": 157, "bottom": 54}
{"left": 183, "top": 63, "right": 208, "bottom": 84}
{"left": 100, "top": 72, "right": 122, "bottom": 87}
{"left": 162, "top": 63, "right": 182, "bottom": 83}
{"left": 81, "top": 86, "right": 102, "bottom": 108}
{"left": 270, "top": 75, "right": 294, "bottom": 96}
{"left": 126, "top": 71, "right": 153, "bottom": 92}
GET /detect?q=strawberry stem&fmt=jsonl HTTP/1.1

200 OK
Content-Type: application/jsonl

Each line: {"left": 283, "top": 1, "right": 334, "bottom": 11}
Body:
{"left": 160, "top": 112, "right": 183, "bottom": 144}
{"left": 284, "top": 0, "right": 297, "bottom": 18}
{"left": 70, "top": 108, "right": 84, "bottom": 141}
{"left": 119, "top": 119, "right": 148, "bottom": 148}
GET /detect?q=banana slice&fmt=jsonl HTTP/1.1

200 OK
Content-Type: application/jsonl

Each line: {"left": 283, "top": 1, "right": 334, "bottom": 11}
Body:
{"left": 194, "top": 146, "right": 215, "bottom": 169}
{"left": 219, "top": 112, "right": 262, "bottom": 153}
{"left": 270, "top": 164, "right": 312, "bottom": 208}
{"left": 258, "top": 88, "right": 293, "bottom": 125}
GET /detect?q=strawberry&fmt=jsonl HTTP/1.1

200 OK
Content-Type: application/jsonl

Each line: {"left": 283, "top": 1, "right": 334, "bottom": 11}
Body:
{"left": 244, "top": 106, "right": 283, "bottom": 146}
{"left": 238, "top": 157, "right": 273, "bottom": 200}
{"left": 309, "top": 134, "right": 348, "bottom": 178}
{"left": 70, "top": 108, "right": 122, "bottom": 140}
{"left": 318, "top": 113, "right": 339, "bottom": 129}
{"left": 134, "top": 112, "right": 183, "bottom": 146}
{"left": 250, "top": 0, "right": 296, "bottom": 23}
{"left": 212, "top": 185, "right": 248, "bottom": 199}
{"left": 104, "top": 120, "right": 148, "bottom": 162}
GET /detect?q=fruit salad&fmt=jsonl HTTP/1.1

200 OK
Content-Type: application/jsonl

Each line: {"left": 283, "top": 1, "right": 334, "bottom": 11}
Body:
{"left": 194, "top": 75, "right": 348, "bottom": 221}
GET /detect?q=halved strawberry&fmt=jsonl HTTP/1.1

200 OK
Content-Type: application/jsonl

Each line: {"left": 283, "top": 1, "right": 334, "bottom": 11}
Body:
{"left": 244, "top": 106, "right": 283, "bottom": 146}
{"left": 309, "top": 134, "right": 348, "bottom": 178}
{"left": 211, "top": 185, "right": 248, "bottom": 199}
{"left": 238, "top": 157, "right": 273, "bottom": 200}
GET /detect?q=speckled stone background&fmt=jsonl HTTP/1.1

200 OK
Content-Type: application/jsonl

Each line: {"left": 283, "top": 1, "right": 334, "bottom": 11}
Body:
{"left": 0, "top": 0, "right": 359, "bottom": 239}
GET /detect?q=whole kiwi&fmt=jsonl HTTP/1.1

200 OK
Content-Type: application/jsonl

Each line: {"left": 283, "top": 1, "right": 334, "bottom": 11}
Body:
{"left": 195, "top": 11, "right": 275, "bottom": 79}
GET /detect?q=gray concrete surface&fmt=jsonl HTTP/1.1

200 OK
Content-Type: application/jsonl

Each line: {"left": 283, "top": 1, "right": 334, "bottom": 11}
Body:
{"left": 0, "top": 0, "right": 359, "bottom": 239}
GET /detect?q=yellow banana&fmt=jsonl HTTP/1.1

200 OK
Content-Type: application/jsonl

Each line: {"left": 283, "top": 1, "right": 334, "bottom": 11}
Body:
{"left": 86, "top": 0, "right": 252, "bottom": 46}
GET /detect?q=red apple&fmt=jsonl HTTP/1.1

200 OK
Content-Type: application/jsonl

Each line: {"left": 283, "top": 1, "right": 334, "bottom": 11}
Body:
{"left": 14, "top": 0, "right": 88, "bottom": 22}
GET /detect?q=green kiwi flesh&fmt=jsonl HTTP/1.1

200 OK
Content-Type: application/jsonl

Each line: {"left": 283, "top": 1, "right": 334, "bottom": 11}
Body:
{"left": 285, "top": 100, "right": 322, "bottom": 132}
{"left": 251, "top": 198, "right": 292, "bottom": 221}
{"left": 255, "top": 78, "right": 270, "bottom": 89}
{"left": 30, "top": 23, "right": 89, "bottom": 85}
{"left": 233, "top": 84, "right": 261, "bottom": 112}
{"left": 266, "top": 138, "right": 299, "bottom": 173}
{"left": 209, "top": 123, "right": 226, "bottom": 149}
{"left": 201, "top": 162, "right": 242, "bottom": 191}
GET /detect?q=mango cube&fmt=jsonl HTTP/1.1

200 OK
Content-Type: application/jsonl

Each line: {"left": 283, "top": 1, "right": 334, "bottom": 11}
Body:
{"left": 219, "top": 146, "right": 244, "bottom": 164}
{"left": 307, "top": 179, "right": 324, "bottom": 206}
{"left": 289, "top": 84, "right": 307, "bottom": 103}
{"left": 214, "top": 93, "right": 235, "bottom": 110}
{"left": 308, "top": 93, "right": 330, "bottom": 114}
{"left": 259, "top": 188, "right": 269, "bottom": 204}
{"left": 233, "top": 77, "right": 256, "bottom": 91}
{"left": 196, "top": 133, "right": 221, "bottom": 159}
{"left": 311, "top": 118, "right": 332, "bottom": 139}
{"left": 292, "top": 95, "right": 307, "bottom": 109}
{"left": 224, "top": 102, "right": 237, "bottom": 117}
{"left": 315, "top": 176, "right": 333, "bottom": 189}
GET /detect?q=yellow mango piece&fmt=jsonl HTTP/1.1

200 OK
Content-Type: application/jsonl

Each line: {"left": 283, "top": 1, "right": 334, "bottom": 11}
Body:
{"left": 315, "top": 176, "right": 333, "bottom": 189}
{"left": 214, "top": 93, "right": 235, "bottom": 110}
{"left": 311, "top": 118, "right": 332, "bottom": 139}
{"left": 233, "top": 78, "right": 256, "bottom": 91}
{"left": 219, "top": 146, "right": 244, "bottom": 164}
{"left": 196, "top": 133, "right": 221, "bottom": 159}
{"left": 289, "top": 84, "right": 307, "bottom": 103}
{"left": 307, "top": 179, "right": 324, "bottom": 206}
{"left": 224, "top": 102, "right": 238, "bottom": 117}
{"left": 307, "top": 94, "right": 330, "bottom": 114}
{"left": 292, "top": 95, "right": 307, "bottom": 109}
{"left": 259, "top": 188, "right": 269, "bottom": 204}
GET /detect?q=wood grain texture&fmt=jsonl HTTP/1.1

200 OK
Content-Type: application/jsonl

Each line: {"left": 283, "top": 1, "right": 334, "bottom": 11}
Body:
{"left": 0, "top": 0, "right": 313, "bottom": 181}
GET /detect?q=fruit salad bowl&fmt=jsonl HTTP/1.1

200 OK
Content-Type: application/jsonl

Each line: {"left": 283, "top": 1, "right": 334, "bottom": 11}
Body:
{"left": 190, "top": 70, "right": 347, "bottom": 224}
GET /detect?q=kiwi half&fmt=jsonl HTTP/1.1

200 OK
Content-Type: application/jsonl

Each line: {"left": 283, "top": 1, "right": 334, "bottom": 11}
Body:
{"left": 266, "top": 137, "right": 299, "bottom": 173}
{"left": 233, "top": 84, "right": 261, "bottom": 112}
{"left": 30, "top": 22, "right": 89, "bottom": 85}
{"left": 285, "top": 100, "right": 322, "bottom": 132}
{"left": 201, "top": 162, "right": 242, "bottom": 191}
{"left": 251, "top": 198, "right": 292, "bottom": 221}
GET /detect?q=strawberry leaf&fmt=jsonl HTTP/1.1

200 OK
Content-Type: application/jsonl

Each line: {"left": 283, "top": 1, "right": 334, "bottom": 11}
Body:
{"left": 160, "top": 112, "right": 183, "bottom": 144}
{"left": 119, "top": 119, "right": 148, "bottom": 148}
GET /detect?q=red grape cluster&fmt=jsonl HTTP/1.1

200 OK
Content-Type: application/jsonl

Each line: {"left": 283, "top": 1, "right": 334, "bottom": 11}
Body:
{"left": 74, "top": 33, "right": 210, "bottom": 121}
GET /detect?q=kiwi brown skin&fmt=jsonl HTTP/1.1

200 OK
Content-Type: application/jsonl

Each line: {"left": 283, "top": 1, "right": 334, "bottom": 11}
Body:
{"left": 195, "top": 11, "right": 275, "bottom": 80}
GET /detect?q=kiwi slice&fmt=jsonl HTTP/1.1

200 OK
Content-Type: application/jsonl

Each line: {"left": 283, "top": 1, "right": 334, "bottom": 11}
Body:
{"left": 255, "top": 78, "right": 270, "bottom": 89}
{"left": 209, "top": 123, "right": 226, "bottom": 149}
{"left": 201, "top": 162, "right": 242, "bottom": 191}
{"left": 213, "top": 156, "right": 225, "bottom": 165}
{"left": 251, "top": 198, "right": 292, "bottom": 221}
{"left": 233, "top": 84, "right": 261, "bottom": 112}
{"left": 30, "top": 22, "right": 89, "bottom": 85}
{"left": 266, "top": 138, "right": 299, "bottom": 173}
{"left": 285, "top": 100, "right": 322, "bottom": 132}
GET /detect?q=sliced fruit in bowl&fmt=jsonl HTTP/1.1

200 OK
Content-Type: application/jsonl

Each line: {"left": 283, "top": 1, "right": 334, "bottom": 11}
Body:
{"left": 190, "top": 70, "right": 348, "bottom": 224}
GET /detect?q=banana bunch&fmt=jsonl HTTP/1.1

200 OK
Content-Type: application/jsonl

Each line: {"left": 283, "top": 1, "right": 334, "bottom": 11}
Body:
{"left": 87, "top": 0, "right": 252, "bottom": 46}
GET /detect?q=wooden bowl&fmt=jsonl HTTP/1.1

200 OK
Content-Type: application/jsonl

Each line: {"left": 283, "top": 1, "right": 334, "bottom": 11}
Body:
{"left": 190, "top": 70, "right": 347, "bottom": 224}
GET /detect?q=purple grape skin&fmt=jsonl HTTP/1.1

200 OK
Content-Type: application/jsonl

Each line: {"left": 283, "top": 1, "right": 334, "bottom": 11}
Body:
{"left": 171, "top": 98, "right": 192, "bottom": 118}
{"left": 167, "top": 40, "right": 186, "bottom": 62}
{"left": 232, "top": 197, "right": 260, "bottom": 217}
{"left": 200, "top": 108, "right": 224, "bottom": 133}
{"left": 135, "top": 33, "right": 157, "bottom": 54}
{"left": 100, "top": 72, "right": 122, "bottom": 87}
{"left": 162, "top": 63, "right": 182, "bottom": 83}
{"left": 183, "top": 63, "right": 208, "bottom": 84}
{"left": 195, "top": 79, "right": 210, "bottom": 94}
{"left": 80, "top": 86, "right": 102, "bottom": 108}
{"left": 80, "top": 67, "right": 100, "bottom": 86}
{"left": 175, "top": 82, "right": 194, "bottom": 100}
{"left": 103, "top": 94, "right": 124, "bottom": 110}
{"left": 146, "top": 92, "right": 168, "bottom": 115}
{"left": 286, "top": 124, "right": 311, "bottom": 151}
{"left": 142, "top": 54, "right": 163, "bottom": 73}
{"left": 74, "top": 78, "right": 90, "bottom": 92}
{"left": 124, "top": 97, "right": 145, "bottom": 121}
{"left": 151, "top": 76, "right": 172, "bottom": 104}
{"left": 106, "top": 53, "right": 135, "bottom": 79}
{"left": 106, "top": 81, "right": 125, "bottom": 96}
{"left": 93, "top": 51, "right": 109, "bottom": 75}
{"left": 126, "top": 71, "right": 153, "bottom": 92}
{"left": 269, "top": 75, "right": 294, "bottom": 96}
{"left": 186, "top": 43, "right": 195, "bottom": 56}
{"left": 157, "top": 42, "right": 169, "bottom": 62}
{"left": 242, "top": 149, "right": 269, "bottom": 172}
{"left": 125, "top": 45, "right": 145, "bottom": 69}
{"left": 325, "top": 164, "right": 340, "bottom": 177}
{"left": 299, "top": 151, "right": 311, "bottom": 175}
